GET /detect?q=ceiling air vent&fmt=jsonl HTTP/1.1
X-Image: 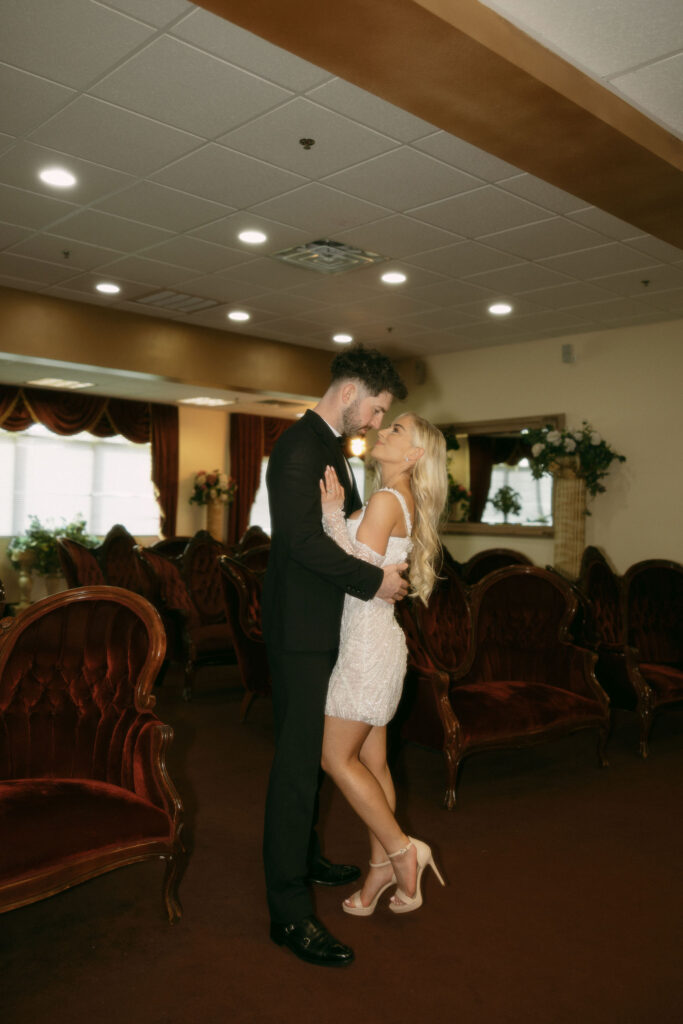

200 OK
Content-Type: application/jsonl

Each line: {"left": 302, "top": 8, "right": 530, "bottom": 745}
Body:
{"left": 135, "top": 290, "right": 219, "bottom": 313}
{"left": 272, "top": 239, "right": 386, "bottom": 274}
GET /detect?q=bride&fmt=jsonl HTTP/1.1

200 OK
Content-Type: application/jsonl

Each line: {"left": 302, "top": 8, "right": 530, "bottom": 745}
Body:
{"left": 319, "top": 412, "right": 448, "bottom": 915}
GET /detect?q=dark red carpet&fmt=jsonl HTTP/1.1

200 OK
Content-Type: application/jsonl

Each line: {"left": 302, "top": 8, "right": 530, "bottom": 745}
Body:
{"left": 2, "top": 666, "right": 681, "bottom": 1024}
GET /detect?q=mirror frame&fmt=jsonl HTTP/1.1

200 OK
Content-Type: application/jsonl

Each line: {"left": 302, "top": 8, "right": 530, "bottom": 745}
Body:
{"left": 439, "top": 413, "right": 565, "bottom": 537}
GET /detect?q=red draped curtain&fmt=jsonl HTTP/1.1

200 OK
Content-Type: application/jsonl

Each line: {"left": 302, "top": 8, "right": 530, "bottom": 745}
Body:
{"left": 0, "top": 386, "right": 178, "bottom": 537}
{"left": 228, "top": 413, "right": 292, "bottom": 545}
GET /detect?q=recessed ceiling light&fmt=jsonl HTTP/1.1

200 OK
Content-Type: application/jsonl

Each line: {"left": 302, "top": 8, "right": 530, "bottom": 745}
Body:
{"left": 489, "top": 302, "right": 513, "bottom": 316}
{"left": 39, "top": 166, "right": 76, "bottom": 188}
{"left": 178, "top": 397, "right": 235, "bottom": 407}
{"left": 27, "top": 378, "right": 94, "bottom": 390}
{"left": 381, "top": 271, "right": 407, "bottom": 285}
{"left": 238, "top": 230, "right": 267, "bottom": 245}
{"left": 333, "top": 333, "right": 353, "bottom": 344}
{"left": 228, "top": 310, "right": 250, "bottom": 322}
{"left": 96, "top": 282, "right": 120, "bottom": 295}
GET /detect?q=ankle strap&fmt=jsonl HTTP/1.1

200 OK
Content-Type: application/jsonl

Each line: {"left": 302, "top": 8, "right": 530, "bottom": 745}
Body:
{"left": 369, "top": 858, "right": 390, "bottom": 868}
{"left": 387, "top": 840, "right": 413, "bottom": 860}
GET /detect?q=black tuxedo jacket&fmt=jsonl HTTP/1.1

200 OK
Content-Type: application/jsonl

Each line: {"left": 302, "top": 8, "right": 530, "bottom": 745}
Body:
{"left": 262, "top": 410, "right": 383, "bottom": 652}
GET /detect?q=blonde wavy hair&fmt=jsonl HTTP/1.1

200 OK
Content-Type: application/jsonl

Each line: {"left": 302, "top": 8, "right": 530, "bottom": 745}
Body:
{"left": 368, "top": 413, "right": 448, "bottom": 605}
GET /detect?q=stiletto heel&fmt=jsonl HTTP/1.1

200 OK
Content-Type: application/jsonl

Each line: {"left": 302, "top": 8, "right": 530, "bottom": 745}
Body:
{"left": 387, "top": 837, "right": 445, "bottom": 914}
{"left": 342, "top": 858, "right": 397, "bottom": 917}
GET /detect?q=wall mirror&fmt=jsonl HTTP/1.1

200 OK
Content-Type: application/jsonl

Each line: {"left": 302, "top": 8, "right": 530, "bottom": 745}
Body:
{"left": 439, "top": 413, "right": 565, "bottom": 537}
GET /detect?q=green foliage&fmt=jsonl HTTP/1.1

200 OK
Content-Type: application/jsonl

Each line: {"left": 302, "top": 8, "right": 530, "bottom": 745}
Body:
{"left": 490, "top": 485, "right": 522, "bottom": 522}
{"left": 448, "top": 480, "right": 471, "bottom": 521}
{"left": 527, "top": 421, "right": 626, "bottom": 500}
{"left": 8, "top": 515, "right": 98, "bottom": 576}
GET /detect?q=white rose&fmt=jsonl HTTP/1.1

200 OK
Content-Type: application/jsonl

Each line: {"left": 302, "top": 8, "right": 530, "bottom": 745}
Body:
{"left": 219, "top": 473, "right": 228, "bottom": 487}
{"left": 546, "top": 430, "right": 561, "bottom": 445}
{"left": 590, "top": 432, "right": 602, "bottom": 445}
{"left": 563, "top": 438, "right": 577, "bottom": 453}
{"left": 531, "top": 443, "right": 545, "bottom": 457}
{"left": 571, "top": 430, "right": 583, "bottom": 441}
{"left": 196, "top": 473, "right": 206, "bottom": 485}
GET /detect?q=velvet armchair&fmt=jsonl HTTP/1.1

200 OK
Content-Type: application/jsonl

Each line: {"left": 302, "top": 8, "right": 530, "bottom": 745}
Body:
{"left": 57, "top": 536, "right": 106, "bottom": 588}
{"left": 219, "top": 554, "right": 270, "bottom": 721}
{"left": 137, "top": 545, "right": 234, "bottom": 700}
{"left": 622, "top": 559, "right": 683, "bottom": 756}
{"left": 432, "top": 566, "right": 610, "bottom": 808}
{"left": 0, "top": 586, "right": 185, "bottom": 922}
{"left": 460, "top": 548, "right": 533, "bottom": 585}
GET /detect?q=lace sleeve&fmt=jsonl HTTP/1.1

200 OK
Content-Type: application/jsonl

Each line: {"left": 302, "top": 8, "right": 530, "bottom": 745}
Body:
{"left": 322, "top": 508, "right": 385, "bottom": 567}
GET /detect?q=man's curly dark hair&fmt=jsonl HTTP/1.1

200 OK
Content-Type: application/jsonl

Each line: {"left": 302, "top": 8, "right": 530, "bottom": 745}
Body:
{"left": 329, "top": 343, "right": 407, "bottom": 400}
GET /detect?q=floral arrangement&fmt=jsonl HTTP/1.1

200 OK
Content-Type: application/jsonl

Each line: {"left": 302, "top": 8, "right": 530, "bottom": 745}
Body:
{"left": 490, "top": 485, "right": 522, "bottom": 523}
{"left": 527, "top": 421, "right": 626, "bottom": 500}
{"left": 188, "top": 469, "right": 237, "bottom": 506}
{"left": 9, "top": 515, "right": 98, "bottom": 576}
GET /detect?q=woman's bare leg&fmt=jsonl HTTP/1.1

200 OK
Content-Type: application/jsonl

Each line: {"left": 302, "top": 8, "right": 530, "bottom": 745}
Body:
{"left": 322, "top": 716, "right": 417, "bottom": 903}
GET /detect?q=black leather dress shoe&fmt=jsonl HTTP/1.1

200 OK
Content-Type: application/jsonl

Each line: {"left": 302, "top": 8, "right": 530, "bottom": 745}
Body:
{"left": 270, "top": 915, "right": 354, "bottom": 967}
{"left": 307, "top": 856, "right": 361, "bottom": 887}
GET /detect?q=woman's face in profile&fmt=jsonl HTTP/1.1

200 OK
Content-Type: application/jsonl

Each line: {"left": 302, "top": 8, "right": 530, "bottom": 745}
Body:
{"left": 370, "top": 415, "right": 415, "bottom": 465}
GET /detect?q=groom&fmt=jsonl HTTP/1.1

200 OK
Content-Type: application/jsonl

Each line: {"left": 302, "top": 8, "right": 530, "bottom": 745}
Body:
{"left": 262, "top": 344, "right": 408, "bottom": 967}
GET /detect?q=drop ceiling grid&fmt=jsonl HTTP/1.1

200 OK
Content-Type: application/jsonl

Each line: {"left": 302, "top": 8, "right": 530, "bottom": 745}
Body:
{"left": 0, "top": 0, "right": 679, "bottom": 360}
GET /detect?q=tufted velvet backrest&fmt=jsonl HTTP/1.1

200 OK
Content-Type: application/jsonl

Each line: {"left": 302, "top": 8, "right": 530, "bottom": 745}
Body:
{"left": 219, "top": 556, "right": 264, "bottom": 642}
{"left": 57, "top": 538, "right": 106, "bottom": 588}
{"left": 179, "top": 531, "right": 225, "bottom": 624}
{"left": 624, "top": 561, "right": 683, "bottom": 665}
{"left": 136, "top": 548, "right": 197, "bottom": 626}
{"left": 410, "top": 568, "right": 471, "bottom": 672}
{"left": 0, "top": 587, "right": 165, "bottom": 783}
{"left": 97, "top": 525, "right": 156, "bottom": 601}
{"left": 466, "top": 566, "right": 576, "bottom": 684}
{"left": 237, "top": 525, "right": 270, "bottom": 552}
{"left": 462, "top": 548, "right": 533, "bottom": 585}
{"left": 579, "top": 547, "right": 623, "bottom": 645}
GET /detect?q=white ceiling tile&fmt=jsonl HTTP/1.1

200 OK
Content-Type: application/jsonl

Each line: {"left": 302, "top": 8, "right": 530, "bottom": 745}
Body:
{"left": 48, "top": 272, "right": 153, "bottom": 301}
{"left": 95, "top": 181, "right": 233, "bottom": 232}
{"left": 569, "top": 206, "right": 645, "bottom": 240}
{"left": 0, "top": 0, "right": 155, "bottom": 89}
{"left": 641, "top": 288, "right": 683, "bottom": 313}
{"left": 0, "top": 274, "right": 49, "bottom": 294}
{"left": 335, "top": 215, "right": 460, "bottom": 260}
{"left": 496, "top": 173, "right": 588, "bottom": 214}
{"left": 612, "top": 53, "right": 683, "bottom": 136}
{"left": 458, "top": 295, "right": 546, "bottom": 319}
{"left": 0, "top": 134, "right": 14, "bottom": 157}
{"left": 189, "top": 212, "right": 311, "bottom": 253}
{"left": 306, "top": 78, "right": 437, "bottom": 142}
{"left": 409, "top": 185, "right": 551, "bottom": 236}
{"left": 246, "top": 292, "right": 328, "bottom": 317}
{"left": 0, "top": 222, "right": 32, "bottom": 249}
{"left": 493, "top": 308, "right": 589, "bottom": 334}
{"left": 465, "top": 262, "right": 571, "bottom": 293}
{"left": 410, "top": 279, "right": 497, "bottom": 306}
{"left": 523, "top": 281, "right": 620, "bottom": 309}
{"left": 397, "top": 308, "right": 479, "bottom": 331}
{"left": 0, "top": 183, "right": 77, "bottom": 229}
{"left": 477, "top": 0, "right": 683, "bottom": 78}
{"left": 624, "top": 235, "right": 683, "bottom": 263}
{"left": 176, "top": 272, "right": 269, "bottom": 303}
{"left": 29, "top": 97, "right": 203, "bottom": 175}
{"left": 55, "top": 209, "right": 173, "bottom": 250}
{"left": 590, "top": 263, "right": 683, "bottom": 295}
{"left": 0, "top": 64, "right": 75, "bottom": 136}
{"left": 171, "top": 10, "right": 332, "bottom": 92}
{"left": 412, "top": 132, "right": 521, "bottom": 181}
{"left": 324, "top": 149, "right": 481, "bottom": 211}
{"left": 229, "top": 258, "right": 319, "bottom": 290}
{"left": 98, "top": 254, "right": 195, "bottom": 288}
{"left": 581, "top": 296, "right": 665, "bottom": 322}
{"left": 152, "top": 143, "right": 307, "bottom": 207}
{"left": 481, "top": 218, "right": 606, "bottom": 260}
{"left": 218, "top": 98, "right": 398, "bottom": 178}
{"left": 91, "top": 37, "right": 293, "bottom": 139}
{"left": 8, "top": 233, "right": 122, "bottom": 270}
{"left": 540, "top": 243, "right": 655, "bottom": 278}
{"left": 140, "top": 236, "right": 249, "bottom": 274}
{"left": 248, "top": 183, "right": 391, "bottom": 235}
{"left": 0, "top": 251, "right": 79, "bottom": 285}
{"left": 0, "top": 141, "right": 135, "bottom": 205}
{"left": 98, "top": 0, "right": 193, "bottom": 29}
{"left": 405, "top": 241, "right": 521, "bottom": 277}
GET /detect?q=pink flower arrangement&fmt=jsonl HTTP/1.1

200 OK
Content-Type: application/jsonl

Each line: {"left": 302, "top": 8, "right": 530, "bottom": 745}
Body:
{"left": 189, "top": 469, "right": 237, "bottom": 506}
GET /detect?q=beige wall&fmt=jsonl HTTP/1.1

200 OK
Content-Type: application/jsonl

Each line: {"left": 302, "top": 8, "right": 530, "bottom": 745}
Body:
{"left": 395, "top": 317, "right": 683, "bottom": 573}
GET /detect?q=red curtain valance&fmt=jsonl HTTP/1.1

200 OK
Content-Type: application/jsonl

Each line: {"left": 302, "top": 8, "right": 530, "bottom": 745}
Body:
{"left": 228, "top": 413, "right": 292, "bottom": 545}
{"left": 0, "top": 385, "right": 178, "bottom": 537}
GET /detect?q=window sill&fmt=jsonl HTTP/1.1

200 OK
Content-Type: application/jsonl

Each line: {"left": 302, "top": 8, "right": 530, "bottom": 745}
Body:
{"left": 441, "top": 522, "right": 554, "bottom": 538}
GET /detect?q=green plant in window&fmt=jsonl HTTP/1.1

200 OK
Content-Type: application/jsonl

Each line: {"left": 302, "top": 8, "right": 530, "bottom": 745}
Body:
{"left": 490, "top": 485, "right": 522, "bottom": 523}
{"left": 8, "top": 515, "right": 98, "bottom": 576}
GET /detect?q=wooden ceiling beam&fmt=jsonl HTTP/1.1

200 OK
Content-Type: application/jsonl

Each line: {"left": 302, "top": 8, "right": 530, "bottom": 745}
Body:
{"left": 196, "top": 0, "right": 683, "bottom": 246}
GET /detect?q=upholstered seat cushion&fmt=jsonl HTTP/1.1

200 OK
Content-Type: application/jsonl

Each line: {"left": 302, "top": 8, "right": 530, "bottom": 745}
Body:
{"left": 449, "top": 681, "right": 604, "bottom": 745}
{"left": 638, "top": 663, "right": 683, "bottom": 703}
{"left": 0, "top": 779, "right": 171, "bottom": 883}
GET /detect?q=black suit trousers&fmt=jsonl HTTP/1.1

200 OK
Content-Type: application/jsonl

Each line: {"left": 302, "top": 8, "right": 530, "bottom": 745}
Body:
{"left": 263, "top": 645, "right": 337, "bottom": 924}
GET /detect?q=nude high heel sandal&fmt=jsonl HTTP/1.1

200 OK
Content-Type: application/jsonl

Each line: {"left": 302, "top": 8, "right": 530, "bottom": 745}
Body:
{"left": 342, "top": 859, "right": 397, "bottom": 917}
{"left": 387, "top": 837, "right": 445, "bottom": 914}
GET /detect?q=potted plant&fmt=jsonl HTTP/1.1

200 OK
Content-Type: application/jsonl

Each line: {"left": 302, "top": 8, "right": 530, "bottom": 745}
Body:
{"left": 9, "top": 514, "right": 98, "bottom": 577}
{"left": 489, "top": 485, "right": 522, "bottom": 523}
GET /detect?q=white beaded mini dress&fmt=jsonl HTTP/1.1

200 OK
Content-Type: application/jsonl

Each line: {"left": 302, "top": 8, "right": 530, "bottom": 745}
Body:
{"left": 324, "top": 488, "right": 413, "bottom": 727}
